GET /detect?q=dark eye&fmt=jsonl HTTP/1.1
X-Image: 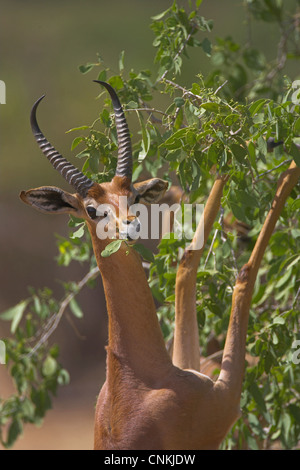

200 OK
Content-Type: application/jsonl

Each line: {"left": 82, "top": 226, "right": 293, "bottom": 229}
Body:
{"left": 86, "top": 206, "right": 97, "bottom": 220}
{"left": 134, "top": 195, "right": 141, "bottom": 204}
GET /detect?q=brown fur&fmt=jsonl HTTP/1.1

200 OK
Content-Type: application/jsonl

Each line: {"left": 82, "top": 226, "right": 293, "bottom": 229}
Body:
{"left": 20, "top": 161, "right": 300, "bottom": 450}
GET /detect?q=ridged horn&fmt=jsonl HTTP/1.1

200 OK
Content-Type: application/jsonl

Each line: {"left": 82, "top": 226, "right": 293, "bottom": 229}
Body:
{"left": 30, "top": 95, "right": 94, "bottom": 197}
{"left": 94, "top": 80, "right": 132, "bottom": 180}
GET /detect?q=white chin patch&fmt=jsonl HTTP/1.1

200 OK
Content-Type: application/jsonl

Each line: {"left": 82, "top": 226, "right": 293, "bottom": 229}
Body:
{"left": 120, "top": 219, "right": 141, "bottom": 240}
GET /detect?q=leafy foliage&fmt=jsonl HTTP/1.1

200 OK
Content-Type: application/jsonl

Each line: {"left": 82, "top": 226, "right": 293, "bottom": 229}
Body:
{"left": 0, "top": 289, "right": 70, "bottom": 448}
{"left": 1, "top": 0, "right": 300, "bottom": 449}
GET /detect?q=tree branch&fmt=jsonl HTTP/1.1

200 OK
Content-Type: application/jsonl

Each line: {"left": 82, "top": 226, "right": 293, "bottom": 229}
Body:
{"left": 26, "top": 266, "right": 100, "bottom": 358}
{"left": 157, "top": 25, "right": 198, "bottom": 84}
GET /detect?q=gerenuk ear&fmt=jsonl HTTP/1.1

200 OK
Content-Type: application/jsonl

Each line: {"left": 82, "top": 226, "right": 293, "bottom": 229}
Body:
{"left": 19, "top": 186, "right": 82, "bottom": 215}
{"left": 133, "top": 178, "right": 169, "bottom": 204}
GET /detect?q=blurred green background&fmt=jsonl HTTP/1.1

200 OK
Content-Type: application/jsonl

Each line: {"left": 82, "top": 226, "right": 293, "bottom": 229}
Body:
{"left": 0, "top": 0, "right": 298, "bottom": 449}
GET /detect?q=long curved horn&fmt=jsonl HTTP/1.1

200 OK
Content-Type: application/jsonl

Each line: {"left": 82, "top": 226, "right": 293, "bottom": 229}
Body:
{"left": 94, "top": 80, "right": 132, "bottom": 180}
{"left": 30, "top": 95, "right": 94, "bottom": 196}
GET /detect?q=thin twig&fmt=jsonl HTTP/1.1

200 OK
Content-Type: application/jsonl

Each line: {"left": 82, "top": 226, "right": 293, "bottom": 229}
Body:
{"left": 200, "top": 349, "right": 224, "bottom": 367}
{"left": 214, "top": 80, "right": 229, "bottom": 95}
{"left": 156, "top": 25, "right": 198, "bottom": 85}
{"left": 293, "top": 285, "right": 300, "bottom": 308}
{"left": 163, "top": 78, "right": 202, "bottom": 103}
{"left": 126, "top": 107, "right": 168, "bottom": 118}
{"left": 26, "top": 266, "right": 100, "bottom": 358}
{"left": 203, "top": 220, "right": 220, "bottom": 269}
{"left": 265, "top": 21, "right": 293, "bottom": 83}
{"left": 229, "top": 126, "right": 242, "bottom": 136}
{"left": 256, "top": 159, "right": 291, "bottom": 180}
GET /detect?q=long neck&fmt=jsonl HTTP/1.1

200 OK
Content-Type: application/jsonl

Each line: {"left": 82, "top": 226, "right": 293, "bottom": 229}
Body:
{"left": 89, "top": 228, "right": 172, "bottom": 381}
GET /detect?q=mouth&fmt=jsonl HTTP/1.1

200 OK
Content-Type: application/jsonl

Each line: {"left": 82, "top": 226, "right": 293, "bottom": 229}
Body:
{"left": 119, "top": 219, "right": 141, "bottom": 242}
{"left": 118, "top": 231, "right": 137, "bottom": 243}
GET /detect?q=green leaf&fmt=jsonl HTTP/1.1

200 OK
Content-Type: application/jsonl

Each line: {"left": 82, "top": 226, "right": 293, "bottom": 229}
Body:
{"left": 66, "top": 125, "right": 89, "bottom": 134}
{"left": 279, "top": 254, "right": 300, "bottom": 273}
{"left": 191, "top": 82, "right": 201, "bottom": 95}
{"left": 231, "top": 144, "right": 247, "bottom": 163}
{"left": 108, "top": 75, "right": 124, "bottom": 91}
{"left": 229, "top": 64, "right": 247, "bottom": 91}
{"left": 228, "top": 202, "right": 245, "bottom": 222}
{"left": 272, "top": 331, "right": 279, "bottom": 345}
{"left": 162, "top": 128, "right": 189, "bottom": 149}
{"left": 42, "top": 356, "right": 57, "bottom": 377}
{"left": 151, "top": 7, "right": 171, "bottom": 21}
{"left": 233, "top": 188, "right": 257, "bottom": 208}
{"left": 273, "top": 315, "right": 285, "bottom": 325}
{"left": 294, "top": 117, "right": 300, "bottom": 133}
{"left": 138, "top": 115, "right": 151, "bottom": 162}
{"left": 243, "top": 48, "right": 265, "bottom": 71}
{"left": 58, "top": 369, "right": 70, "bottom": 386}
{"left": 21, "top": 398, "right": 35, "bottom": 421}
{"left": 78, "top": 58, "right": 102, "bottom": 75}
{"left": 249, "top": 99, "right": 268, "bottom": 116}
{"left": 71, "top": 136, "right": 84, "bottom": 151}
{"left": 78, "top": 63, "right": 96, "bottom": 74}
{"left": 271, "top": 429, "right": 281, "bottom": 441}
{"left": 290, "top": 142, "right": 300, "bottom": 167}
{"left": 246, "top": 434, "right": 259, "bottom": 450}
{"left": 127, "top": 100, "right": 139, "bottom": 109}
{"left": 133, "top": 244, "right": 155, "bottom": 263}
{"left": 6, "top": 418, "right": 23, "bottom": 449}
{"left": 174, "top": 97, "right": 185, "bottom": 108}
{"left": 0, "top": 300, "right": 29, "bottom": 333}
{"left": 201, "top": 102, "right": 219, "bottom": 113}
{"left": 289, "top": 404, "right": 300, "bottom": 423}
{"left": 160, "top": 55, "right": 173, "bottom": 72}
{"left": 281, "top": 412, "right": 292, "bottom": 445}
{"left": 248, "top": 412, "right": 262, "bottom": 436}
{"left": 70, "top": 224, "right": 85, "bottom": 240}
{"left": 184, "top": 102, "right": 199, "bottom": 126}
{"left": 33, "top": 295, "right": 41, "bottom": 315}
{"left": 201, "top": 37, "right": 212, "bottom": 57}
{"left": 257, "top": 135, "right": 267, "bottom": 156}
{"left": 253, "top": 113, "right": 264, "bottom": 124}
{"left": 247, "top": 141, "right": 257, "bottom": 169}
{"left": 249, "top": 382, "right": 267, "bottom": 412}
{"left": 69, "top": 298, "right": 84, "bottom": 319}
{"left": 224, "top": 114, "right": 239, "bottom": 126}
{"left": 31, "top": 387, "right": 52, "bottom": 419}
{"left": 97, "top": 70, "right": 107, "bottom": 83}
{"left": 101, "top": 240, "right": 122, "bottom": 258}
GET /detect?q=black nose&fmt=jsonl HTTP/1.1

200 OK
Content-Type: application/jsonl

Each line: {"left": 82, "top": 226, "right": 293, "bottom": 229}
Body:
{"left": 125, "top": 219, "right": 141, "bottom": 232}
